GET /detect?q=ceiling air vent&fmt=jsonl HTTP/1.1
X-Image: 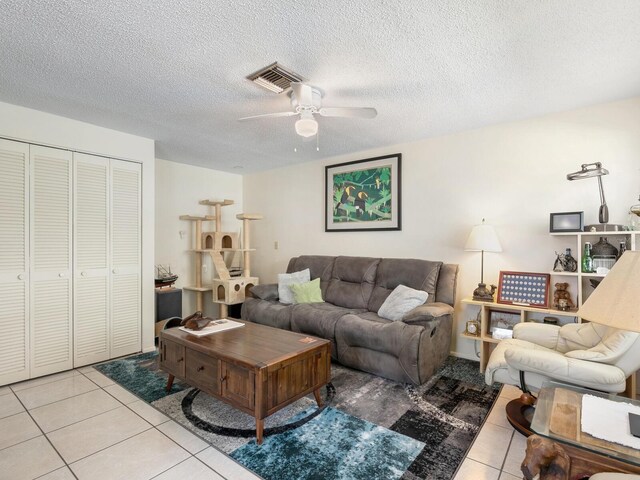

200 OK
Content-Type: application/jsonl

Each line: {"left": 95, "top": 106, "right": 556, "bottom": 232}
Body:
{"left": 247, "top": 62, "right": 305, "bottom": 94}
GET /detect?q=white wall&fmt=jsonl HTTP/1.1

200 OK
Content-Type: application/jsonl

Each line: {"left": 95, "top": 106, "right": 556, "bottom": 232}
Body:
{"left": 244, "top": 97, "right": 640, "bottom": 360}
{"left": 155, "top": 159, "right": 244, "bottom": 318}
{"left": 0, "top": 101, "right": 157, "bottom": 353}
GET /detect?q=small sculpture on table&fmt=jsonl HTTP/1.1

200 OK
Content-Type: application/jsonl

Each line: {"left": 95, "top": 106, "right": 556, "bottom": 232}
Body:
{"left": 553, "top": 248, "right": 578, "bottom": 273}
{"left": 180, "top": 311, "right": 213, "bottom": 331}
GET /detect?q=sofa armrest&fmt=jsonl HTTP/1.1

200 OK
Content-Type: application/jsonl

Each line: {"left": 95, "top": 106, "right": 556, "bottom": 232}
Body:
{"left": 557, "top": 322, "right": 607, "bottom": 351}
{"left": 513, "top": 323, "right": 561, "bottom": 350}
{"left": 248, "top": 283, "right": 279, "bottom": 301}
{"left": 504, "top": 347, "right": 626, "bottom": 388}
{"left": 403, "top": 302, "right": 453, "bottom": 323}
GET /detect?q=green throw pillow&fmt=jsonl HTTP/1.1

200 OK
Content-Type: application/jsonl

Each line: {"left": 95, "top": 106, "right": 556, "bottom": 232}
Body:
{"left": 290, "top": 278, "right": 323, "bottom": 304}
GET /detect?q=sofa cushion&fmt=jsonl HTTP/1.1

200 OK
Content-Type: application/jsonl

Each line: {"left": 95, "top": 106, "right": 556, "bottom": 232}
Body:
{"left": 241, "top": 297, "right": 294, "bottom": 331}
{"left": 368, "top": 258, "right": 442, "bottom": 312}
{"left": 324, "top": 256, "right": 380, "bottom": 309}
{"left": 290, "top": 302, "right": 366, "bottom": 358}
{"left": 335, "top": 313, "right": 426, "bottom": 384}
{"left": 278, "top": 268, "right": 310, "bottom": 305}
{"left": 290, "top": 278, "right": 323, "bottom": 304}
{"left": 287, "top": 256, "right": 336, "bottom": 297}
{"left": 378, "top": 285, "right": 428, "bottom": 321}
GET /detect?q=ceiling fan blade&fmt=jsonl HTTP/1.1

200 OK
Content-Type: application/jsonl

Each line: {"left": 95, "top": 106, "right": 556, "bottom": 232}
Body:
{"left": 238, "top": 111, "right": 297, "bottom": 121}
{"left": 291, "top": 82, "right": 313, "bottom": 106}
{"left": 318, "top": 107, "right": 377, "bottom": 119}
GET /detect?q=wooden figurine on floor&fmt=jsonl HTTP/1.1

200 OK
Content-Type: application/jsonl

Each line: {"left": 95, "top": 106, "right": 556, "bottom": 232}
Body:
{"left": 521, "top": 435, "right": 570, "bottom": 480}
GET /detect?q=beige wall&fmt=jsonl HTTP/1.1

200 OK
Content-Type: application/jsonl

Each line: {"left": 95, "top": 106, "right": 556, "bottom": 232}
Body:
{"left": 243, "top": 97, "right": 640, "bottom": 359}
{"left": 155, "top": 159, "right": 244, "bottom": 318}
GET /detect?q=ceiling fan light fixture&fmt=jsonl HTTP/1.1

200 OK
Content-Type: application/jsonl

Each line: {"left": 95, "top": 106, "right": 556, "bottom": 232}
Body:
{"left": 295, "top": 113, "right": 318, "bottom": 137}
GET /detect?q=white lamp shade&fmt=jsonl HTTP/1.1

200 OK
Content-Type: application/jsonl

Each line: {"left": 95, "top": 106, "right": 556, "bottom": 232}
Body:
{"left": 465, "top": 222, "right": 502, "bottom": 252}
{"left": 577, "top": 251, "right": 640, "bottom": 332}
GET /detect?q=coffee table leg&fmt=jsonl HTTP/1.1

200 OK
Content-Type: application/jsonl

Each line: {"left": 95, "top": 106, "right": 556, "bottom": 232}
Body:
{"left": 313, "top": 388, "right": 323, "bottom": 407}
{"left": 166, "top": 374, "right": 175, "bottom": 393}
{"left": 256, "top": 418, "right": 264, "bottom": 445}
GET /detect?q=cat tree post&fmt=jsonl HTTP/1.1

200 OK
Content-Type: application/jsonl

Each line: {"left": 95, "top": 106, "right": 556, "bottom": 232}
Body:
{"left": 237, "top": 214, "right": 263, "bottom": 277}
{"left": 179, "top": 214, "right": 215, "bottom": 312}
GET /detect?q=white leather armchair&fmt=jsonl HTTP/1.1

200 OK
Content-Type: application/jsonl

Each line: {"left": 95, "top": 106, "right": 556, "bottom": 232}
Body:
{"left": 485, "top": 322, "right": 640, "bottom": 393}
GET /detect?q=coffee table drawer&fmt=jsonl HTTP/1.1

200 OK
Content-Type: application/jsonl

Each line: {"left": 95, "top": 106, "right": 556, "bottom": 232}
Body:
{"left": 221, "top": 362, "right": 255, "bottom": 410}
{"left": 186, "top": 349, "right": 220, "bottom": 395}
{"left": 160, "top": 339, "right": 185, "bottom": 377}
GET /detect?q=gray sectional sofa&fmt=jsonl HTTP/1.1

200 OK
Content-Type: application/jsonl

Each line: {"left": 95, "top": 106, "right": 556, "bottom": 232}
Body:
{"left": 241, "top": 255, "right": 458, "bottom": 385}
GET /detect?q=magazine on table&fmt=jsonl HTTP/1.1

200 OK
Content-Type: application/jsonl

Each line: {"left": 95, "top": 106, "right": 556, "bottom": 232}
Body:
{"left": 179, "top": 318, "right": 244, "bottom": 336}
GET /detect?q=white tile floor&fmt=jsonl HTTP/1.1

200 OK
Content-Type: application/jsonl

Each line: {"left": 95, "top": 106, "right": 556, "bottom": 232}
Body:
{"left": 0, "top": 367, "right": 260, "bottom": 480}
{"left": 453, "top": 384, "right": 527, "bottom": 480}
{"left": 0, "top": 367, "right": 525, "bottom": 480}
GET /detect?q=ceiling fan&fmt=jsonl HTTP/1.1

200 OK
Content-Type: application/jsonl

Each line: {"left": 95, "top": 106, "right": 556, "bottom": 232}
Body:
{"left": 239, "top": 82, "right": 377, "bottom": 138}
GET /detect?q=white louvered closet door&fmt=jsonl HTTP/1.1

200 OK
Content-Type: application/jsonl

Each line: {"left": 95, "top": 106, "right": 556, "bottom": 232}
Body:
{"left": 0, "top": 139, "right": 30, "bottom": 385}
{"left": 30, "top": 145, "right": 73, "bottom": 377}
{"left": 74, "top": 153, "right": 110, "bottom": 366}
{"left": 110, "top": 159, "right": 142, "bottom": 358}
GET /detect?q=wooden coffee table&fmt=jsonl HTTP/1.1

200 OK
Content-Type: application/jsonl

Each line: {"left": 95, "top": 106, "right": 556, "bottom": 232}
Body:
{"left": 158, "top": 321, "right": 331, "bottom": 444}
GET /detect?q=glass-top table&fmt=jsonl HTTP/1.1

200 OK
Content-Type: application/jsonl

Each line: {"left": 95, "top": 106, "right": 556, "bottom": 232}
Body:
{"left": 531, "top": 381, "right": 640, "bottom": 467}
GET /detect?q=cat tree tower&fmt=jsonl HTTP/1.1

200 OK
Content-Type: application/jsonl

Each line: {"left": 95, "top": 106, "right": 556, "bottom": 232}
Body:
{"left": 180, "top": 199, "right": 262, "bottom": 318}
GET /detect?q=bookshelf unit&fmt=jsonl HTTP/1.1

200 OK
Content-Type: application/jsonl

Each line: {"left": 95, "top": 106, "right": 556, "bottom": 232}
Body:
{"left": 462, "top": 230, "right": 639, "bottom": 373}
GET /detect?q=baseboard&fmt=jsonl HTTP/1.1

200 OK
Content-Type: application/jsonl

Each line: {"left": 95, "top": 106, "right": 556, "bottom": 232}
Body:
{"left": 449, "top": 350, "right": 480, "bottom": 362}
{"left": 142, "top": 345, "right": 157, "bottom": 353}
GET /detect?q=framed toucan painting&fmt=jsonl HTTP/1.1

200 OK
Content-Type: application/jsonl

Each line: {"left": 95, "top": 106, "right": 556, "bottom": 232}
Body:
{"left": 325, "top": 153, "right": 401, "bottom": 232}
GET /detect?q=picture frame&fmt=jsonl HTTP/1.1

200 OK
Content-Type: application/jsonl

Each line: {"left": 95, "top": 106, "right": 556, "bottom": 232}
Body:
{"left": 488, "top": 309, "right": 521, "bottom": 335}
{"left": 497, "top": 271, "right": 550, "bottom": 308}
{"left": 549, "top": 211, "right": 584, "bottom": 233}
{"left": 325, "top": 153, "right": 401, "bottom": 232}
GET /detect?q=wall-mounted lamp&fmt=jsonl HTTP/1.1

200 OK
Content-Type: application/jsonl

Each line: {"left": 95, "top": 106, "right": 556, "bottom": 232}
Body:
{"left": 566, "top": 162, "right": 609, "bottom": 224}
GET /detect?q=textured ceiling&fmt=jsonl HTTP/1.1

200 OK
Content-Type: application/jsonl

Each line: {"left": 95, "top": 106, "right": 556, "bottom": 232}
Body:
{"left": 1, "top": 1, "right": 639, "bottom": 172}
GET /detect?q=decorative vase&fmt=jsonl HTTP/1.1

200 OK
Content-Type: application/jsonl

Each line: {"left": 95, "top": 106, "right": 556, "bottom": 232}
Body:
{"left": 591, "top": 237, "right": 618, "bottom": 258}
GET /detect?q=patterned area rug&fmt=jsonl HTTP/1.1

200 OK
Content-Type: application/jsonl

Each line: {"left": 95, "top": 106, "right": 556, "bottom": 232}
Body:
{"left": 96, "top": 354, "right": 499, "bottom": 480}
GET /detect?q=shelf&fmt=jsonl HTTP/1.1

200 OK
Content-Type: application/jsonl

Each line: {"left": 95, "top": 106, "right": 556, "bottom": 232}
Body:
{"left": 463, "top": 229, "right": 638, "bottom": 374}
{"left": 189, "top": 249, "right": 256, "bottom": 252}
{"left": 183, "top": 285, "right": 212, "bottom": 292}
{"left": 550, "top": 230, "right": 639, "bottom": 236}
{"left": 199, "top": 199, "right": 234, "bottom": 207}
{"left": 461, "top": 298, "right": 579, "bottom": 317}
{"left": 481, "top": 335, "right": 501, "bottom": 344}
{"left": 179, "top": 215, "right": 215, "bottom": 221}
{"left": 460, "top": 332, "right": 481, "bottom": 341}
{"left": 211, "top": 299, "right": 244, "bottom": 306}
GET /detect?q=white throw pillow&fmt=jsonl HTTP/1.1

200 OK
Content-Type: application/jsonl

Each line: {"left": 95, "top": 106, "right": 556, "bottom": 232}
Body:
{"left": 278, "top": 269, "right": 311, "bottom": 305}
{"left": 378, "top": 285, "right": 428, "bottom": 321}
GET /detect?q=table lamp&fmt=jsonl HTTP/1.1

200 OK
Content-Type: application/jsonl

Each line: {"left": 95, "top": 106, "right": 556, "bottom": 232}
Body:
{"left": 465, "top": 219, "right": 502, "bottom": 301}
{"left": 578, "top": 251, "right": 640, "bottom": 431}
{"left": 578, "top": 250, "right": 640, "bottom": 333}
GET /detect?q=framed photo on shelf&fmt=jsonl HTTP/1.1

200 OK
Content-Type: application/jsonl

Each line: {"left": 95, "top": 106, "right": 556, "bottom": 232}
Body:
{"left": 497, "top": 271, "right": 550, "bottom": 308}
{"left": 325, "top": 153, "right": 401, "bottom": 232}
{"left": 549, "top": 211, "right": 583, "bottom": 233}
{"left": 488, "top": 309, "right": 521, "bottom": 336}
